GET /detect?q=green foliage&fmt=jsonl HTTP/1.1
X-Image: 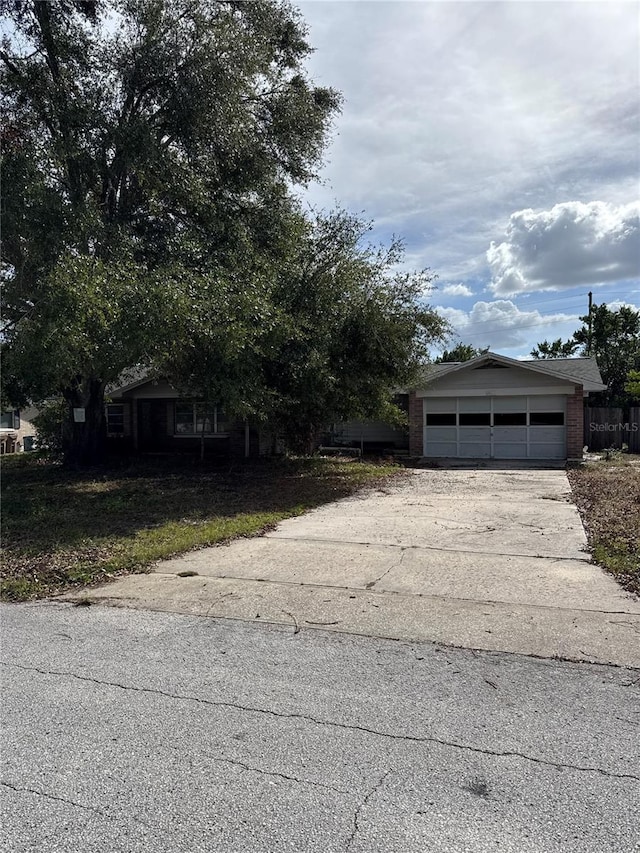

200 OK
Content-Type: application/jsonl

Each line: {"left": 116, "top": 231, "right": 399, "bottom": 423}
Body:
{"left": 530, "top": 338, "right": 579, "bottom": 359}
{"left": 1, "top": 0, "right": 340, "bottom": 465}
{"left": 31, "top": 399, "right": 67, "bottom": 457}
{"left": 576, "top": 305, "right": 640, "bottom": 406}
{"left": 261, "top": 211, "right": 449, "bottom": 451}
{"left": 435, "top": 343, "right": 488, "bottom": 363}
{"left": 531, "top": 304, "right": 640, "bottom": 406}
{"left": 624, "top": 369, "right": 640, "bottom": 400}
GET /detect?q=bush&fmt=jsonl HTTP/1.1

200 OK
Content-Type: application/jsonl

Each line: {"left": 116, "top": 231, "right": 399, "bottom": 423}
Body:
{"left": 32, "top": 399, "right": 66, "bottom": 458}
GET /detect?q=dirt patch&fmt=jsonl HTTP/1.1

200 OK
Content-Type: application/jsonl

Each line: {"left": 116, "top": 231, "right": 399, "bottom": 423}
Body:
{"left": 568, "top": 460, "right": 640, "bottom": 596}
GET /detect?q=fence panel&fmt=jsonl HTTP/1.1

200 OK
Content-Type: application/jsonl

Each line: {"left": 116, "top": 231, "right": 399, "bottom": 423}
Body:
{"left": 629, "top": 407, "right": 640, "bottom": 453}
{"left": 584, "top": 407, "right": 625, "bottom": 451}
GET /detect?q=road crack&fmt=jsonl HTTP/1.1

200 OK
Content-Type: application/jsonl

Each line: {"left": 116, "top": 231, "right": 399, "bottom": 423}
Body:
{"left": 3, "top": 661, "right": 639, "bottom": 784}
{"left": 346, "top": 770, "right": 391, "bottom": 851}
{"left": 0, "top": 779, "right": 150, "bottom": 828}
{"left": 205, "top": 754, "right": 349, "bottom": 794}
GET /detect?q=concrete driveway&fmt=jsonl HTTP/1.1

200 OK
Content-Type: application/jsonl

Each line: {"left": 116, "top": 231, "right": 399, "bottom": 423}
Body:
{"left": 76, "top": 467, "right": 640, "bottom": 667}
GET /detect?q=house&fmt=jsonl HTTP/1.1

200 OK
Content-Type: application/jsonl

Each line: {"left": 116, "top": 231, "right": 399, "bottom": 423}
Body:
{"left": 0, "top": 406, "right": 38, "bottom": 454}
{"left": 408, "top": 352, "right": 606, "bottom": 461}
{"left": 106, "top": 374, "right": 260, "bottom": 457}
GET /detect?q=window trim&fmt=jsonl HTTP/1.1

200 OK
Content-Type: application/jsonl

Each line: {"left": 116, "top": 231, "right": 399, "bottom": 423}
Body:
{"left": 173, "top": 402, "right": 228, "bottom": 437}
{"left": 105, "top": 403, "right": 126, "bottom": 436}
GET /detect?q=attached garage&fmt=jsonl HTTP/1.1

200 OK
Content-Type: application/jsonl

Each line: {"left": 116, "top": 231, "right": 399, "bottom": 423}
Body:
{"left": 424, "top": 395, "right": 566, "bottom": 459}
{"left": 410, "top": 353, "right": 606, "bottom": 461}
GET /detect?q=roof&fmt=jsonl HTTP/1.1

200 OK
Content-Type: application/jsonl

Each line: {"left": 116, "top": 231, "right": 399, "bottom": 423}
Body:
{"left": 106, "top": 367, "right": 155, "bottom": 397}
{"left": 419, "top": 352, "right": 606, "bottom": 391}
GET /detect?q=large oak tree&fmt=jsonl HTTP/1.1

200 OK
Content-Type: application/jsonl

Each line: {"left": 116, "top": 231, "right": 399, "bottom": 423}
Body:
{"left": 1, "top": 0, "right": 339, "bottom": 465}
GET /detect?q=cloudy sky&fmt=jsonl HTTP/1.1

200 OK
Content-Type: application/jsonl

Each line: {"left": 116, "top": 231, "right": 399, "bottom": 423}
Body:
{"left": 296, "top": 0, "right": 640, "bottom": 357}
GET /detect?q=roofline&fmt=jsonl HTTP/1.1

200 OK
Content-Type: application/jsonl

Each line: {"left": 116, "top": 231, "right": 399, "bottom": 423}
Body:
{"left": 420, "top": 351, "right": 607, "bottom": 391}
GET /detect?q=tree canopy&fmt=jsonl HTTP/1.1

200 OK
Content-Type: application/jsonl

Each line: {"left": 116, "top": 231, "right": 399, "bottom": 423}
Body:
{"left": 531, "top": 304, "right": 640, "bottom": 406}
{"left": 1, "top": 0, "right": 447, "bottom": 463}
{"left": 434, "top": 342, "right": 488, "bottom": 363}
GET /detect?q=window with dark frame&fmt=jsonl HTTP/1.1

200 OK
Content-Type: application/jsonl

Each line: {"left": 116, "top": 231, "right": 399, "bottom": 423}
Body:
{"left": 106, "top": 404, "right": 125, "bottom": 434}
{"left": 459, "top": 412, "right": 491, "bottom": 426}
{"left": 426, "top": 413, "right": 456, "bottom": 426}
{"left": 494, "top": 412, "right": 527, "bottom": 426}
{"left": 0, "top": 410, "right": 20, "bottom": 430}
{"left": 530, "top": 412, "right": 564, "bottom": 426}
{"left": 174, "top": 403, "right": 227, "bottom": 434}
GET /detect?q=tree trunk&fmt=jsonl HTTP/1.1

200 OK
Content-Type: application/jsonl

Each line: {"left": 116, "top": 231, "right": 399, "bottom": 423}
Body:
{"left": 62, "top": 378, "right": 106, "bottom": 468}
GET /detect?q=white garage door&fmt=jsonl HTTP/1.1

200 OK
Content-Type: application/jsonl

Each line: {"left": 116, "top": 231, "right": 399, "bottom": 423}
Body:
{"left": 423, "top": 395, "right": 566, "bottom": 459}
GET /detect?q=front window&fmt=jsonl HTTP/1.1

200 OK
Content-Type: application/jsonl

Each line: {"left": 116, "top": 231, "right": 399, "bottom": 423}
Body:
{"left": 106, "top": 404, "right": 125, "bottom": 434}
{"left": 0, "top": 410, "right": 19, "bottom": 430}
{"left": 174, "top": 403, "right": 227, "bottom": 434}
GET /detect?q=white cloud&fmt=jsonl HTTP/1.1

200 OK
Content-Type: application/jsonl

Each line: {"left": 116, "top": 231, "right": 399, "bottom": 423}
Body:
{"left": 487, "top": 201, "right": 640, "bottom": 296}
{"left": 606, "top": 299, "right": 640, "bottom": 313}
{"left": 435, "top": 300, "right": 576, "bottom": 349}
{"left": 300, "top": 2, "right": 640, "bottom": 285}
{"left": 440, "top": 283, "right": 473, "bottom": 297}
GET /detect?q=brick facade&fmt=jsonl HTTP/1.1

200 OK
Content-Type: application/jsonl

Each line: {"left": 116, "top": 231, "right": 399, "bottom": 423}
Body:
{"left": 566, "top": 385, "right": 585, "bottom": 460}
{"left": 408, "top": 392, "right": 423, "bottom": 456}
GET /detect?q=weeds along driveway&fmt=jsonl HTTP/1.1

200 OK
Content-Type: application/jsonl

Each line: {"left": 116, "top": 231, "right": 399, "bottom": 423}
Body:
{"left": 71, "top": 467, "right": 640, "bottom": 667}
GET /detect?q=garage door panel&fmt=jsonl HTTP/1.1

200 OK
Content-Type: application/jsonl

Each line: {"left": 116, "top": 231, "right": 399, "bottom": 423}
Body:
{"left": 426, "top": 442, "right": 458, "bottom": 457}
{"left": 494, "top": 443, "right": 528, "bottom": 458}
{"left": 493, "top": 426, "right": 527, "bottom": 443}
{"left": 493, "top": 396, "right": 527, "bottom": 412}
{"left": 425, "top": 427, "right": 457, "bottom": 443}
{"left": 530, "top": 442, "right": 565, "bottom": 459}
{"left": 529, "top": 395, "right": 566, "bottom": 412}
{"left": 459, "top": 442, "right": 491, "bottom": 458}
{"left": 458, "top": 397, "right": 490, "bottom": 413}
{"left": 459, "top": 427, "right": 491, "bottom": 442}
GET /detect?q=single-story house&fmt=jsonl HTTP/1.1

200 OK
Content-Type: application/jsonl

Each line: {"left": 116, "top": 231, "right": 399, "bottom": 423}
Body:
{"left": 105, "top": 352, "right": 606, "bottom": 461}
{"left": 408, "top": 352, "right": 606, "bottom": 461}
{"left": 106, "top": 374, "right": 261, "bottom": 457}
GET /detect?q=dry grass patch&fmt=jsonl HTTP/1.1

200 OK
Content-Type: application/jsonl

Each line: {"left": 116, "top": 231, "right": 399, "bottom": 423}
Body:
{"left": 568, "top": 458, "right": 640, "bottom": 596}
{"left": 1, "top": 454, "right": 402, "bottom": 601}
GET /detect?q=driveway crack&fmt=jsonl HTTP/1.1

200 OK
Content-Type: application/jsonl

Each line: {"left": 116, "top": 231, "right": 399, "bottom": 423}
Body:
{"left": 366, "top": 549, "right": 406, "bottom": 589}
{"left": 4, "top": 662, "right": 639, "bottom": 783}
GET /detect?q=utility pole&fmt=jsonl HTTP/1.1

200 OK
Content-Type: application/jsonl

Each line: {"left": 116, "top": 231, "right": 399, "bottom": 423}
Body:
{"left": 587, "top": 291, "right": 593, "bottom": 356}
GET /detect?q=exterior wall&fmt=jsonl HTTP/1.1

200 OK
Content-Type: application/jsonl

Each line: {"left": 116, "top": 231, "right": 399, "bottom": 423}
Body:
{"left": 118, "top": 379, "right": 179, "bottom": 399}
{"left": 417, "top": 364, "right": 574, "bottom": 397}
{"left": 329, "top": 420, "right": 409, "bottom": 449}
{"left": 408, "top": 392, "right": 423, "bottom": 456}
{"left": 566, "top": 386, "right": 585, "bottom": 459}
{"left": 0, "top": 406, "right": 39, "bottom": 452}
{"left": 105, "top": 395, "right": 259, "bottom": 458}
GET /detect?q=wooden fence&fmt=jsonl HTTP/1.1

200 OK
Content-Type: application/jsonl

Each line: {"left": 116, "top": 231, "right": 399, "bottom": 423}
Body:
{"left": 584, "top": 407, "right": 640, "bottom": 452}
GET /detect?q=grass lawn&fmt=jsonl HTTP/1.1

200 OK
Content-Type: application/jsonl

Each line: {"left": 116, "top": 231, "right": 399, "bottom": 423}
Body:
{"left": 568, "top": 457, "right": 640, "bottom": 596}
{"left": 1, "top": 454, "right": 401, "bottom": 601}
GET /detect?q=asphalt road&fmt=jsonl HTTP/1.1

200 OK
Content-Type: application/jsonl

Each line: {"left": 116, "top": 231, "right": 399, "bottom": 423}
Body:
{"left": 1, "top": 602, "right": 639, "bottom": 853}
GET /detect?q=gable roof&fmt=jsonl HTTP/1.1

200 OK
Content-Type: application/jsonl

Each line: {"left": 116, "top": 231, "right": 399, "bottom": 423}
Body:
{"left": 419, "top": 352, "right": 606, "bottom": 391}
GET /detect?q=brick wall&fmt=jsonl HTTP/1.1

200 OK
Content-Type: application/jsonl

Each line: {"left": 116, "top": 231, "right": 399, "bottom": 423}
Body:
{"left": 408, "top": 392, "right": 423, "bottom": 456}
{"left": 566, "top": 385, "right": 585, "bottom": 460}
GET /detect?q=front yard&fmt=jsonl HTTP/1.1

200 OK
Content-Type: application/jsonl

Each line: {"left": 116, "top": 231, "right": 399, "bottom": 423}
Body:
{"left": 568, "top": 458, "right": 640, "bottom": 596}
{"left": 1, "top": 454, "right": 401, "bottom": 601}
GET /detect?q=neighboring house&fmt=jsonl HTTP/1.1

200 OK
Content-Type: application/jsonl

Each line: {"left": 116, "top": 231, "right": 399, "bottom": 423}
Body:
{"left": 106, "top": 375, "right": 259, "bottom": 458}
{"left": 408, "top": 352, "right": 606, "bottom": 461}
{"left": 0, "top": 406, "right": 39, "bottom": 453}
